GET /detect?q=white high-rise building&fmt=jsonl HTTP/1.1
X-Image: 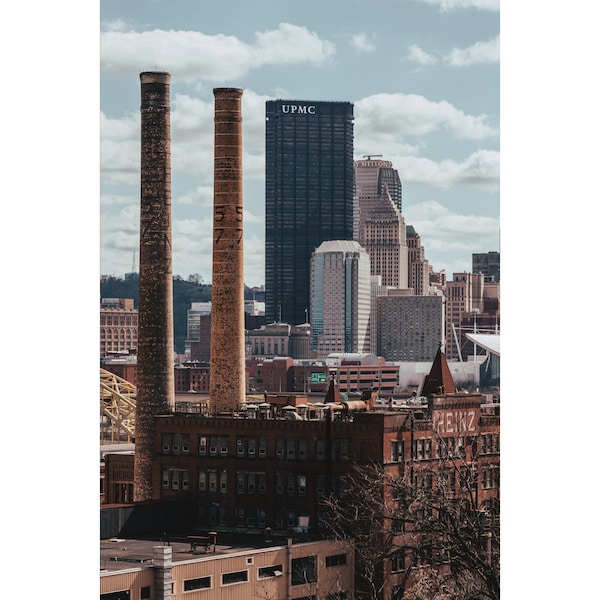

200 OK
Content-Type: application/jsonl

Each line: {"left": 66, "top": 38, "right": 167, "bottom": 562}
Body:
{"left": 310, "top": 240, "right": 371, "bottom": 357}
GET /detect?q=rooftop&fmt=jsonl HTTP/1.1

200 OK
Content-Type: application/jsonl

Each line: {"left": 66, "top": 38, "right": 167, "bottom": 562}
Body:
{"left": 100, "top": 532, "right": 310, "bottom": 574}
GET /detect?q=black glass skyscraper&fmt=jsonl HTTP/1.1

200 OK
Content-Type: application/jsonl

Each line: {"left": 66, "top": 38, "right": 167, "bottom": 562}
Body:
{"left": 265, "top": 100, "right": 354, "bottom": 326}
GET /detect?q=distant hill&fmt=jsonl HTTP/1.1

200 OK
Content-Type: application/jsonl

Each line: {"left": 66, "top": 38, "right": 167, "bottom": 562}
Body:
{"left": 100, "top": 276, "right": 265, "bottom": 354}
{"left": 100, "top": 276, "right": 212, "bottom": 354}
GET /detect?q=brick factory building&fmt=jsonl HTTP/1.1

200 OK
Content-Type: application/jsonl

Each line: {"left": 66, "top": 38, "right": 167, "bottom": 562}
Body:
{"left": 102, "top": 349, "right": 499, "bottom": 599}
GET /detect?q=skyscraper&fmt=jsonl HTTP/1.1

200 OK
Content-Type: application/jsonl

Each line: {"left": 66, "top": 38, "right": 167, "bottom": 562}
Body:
{"left": 310, "top": 240, "right": 371, "bottom": 357}
{"left": 265, "top": 100, "right": 354, "bottom": 326}
{"left": 354, "top": 158, "right": 409, "bottom": 289}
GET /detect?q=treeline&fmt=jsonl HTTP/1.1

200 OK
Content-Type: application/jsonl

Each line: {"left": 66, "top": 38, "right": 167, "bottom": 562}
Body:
{"left": 100, "top": 276, "right": 265, "bottom": 354}
{"left": 100, "top": 275, "right": 212, "bottom": 354}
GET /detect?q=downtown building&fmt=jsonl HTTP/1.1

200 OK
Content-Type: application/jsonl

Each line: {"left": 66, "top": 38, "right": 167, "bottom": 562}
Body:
{"left": 354, "top": 158, "right": 409, "bottom": 290}
{"left": 310, "top": 240, "right": 371, "bottom": 357}
{"left": 265, "top": 100, "right": 354, "bottom": 327}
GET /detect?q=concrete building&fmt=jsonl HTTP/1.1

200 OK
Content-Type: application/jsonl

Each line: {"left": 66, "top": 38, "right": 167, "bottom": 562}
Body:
{"left": 377, "top": 291, "right": 444, "bottom": 362}
{"left": 246, "top": 322, "right": 311, "bottom": 360}
{"left": 354, "top": 158, "right": 409, "bottom": 290}
{"left": 444, "top": 272, "right": 485, "bottom": 361}
{"left": 265, "top": 99, "right": 355, "bottom": 327}
{"left": 184, "top": 302, "right": 212, "bottom": 360}
{"left": 100, "top": 298, "right": 138, "bottom": 357}
{"left": 473, "top": 250, "right": 500, "bottom": 282}
{"left": 100, "top": 536, "right": 354, "bottom": 600}
{"left": 406, "top": 225, "right": 433, "bottom": 295}
{"left": 310, "top": 240, "right": 371, "bottom": 357}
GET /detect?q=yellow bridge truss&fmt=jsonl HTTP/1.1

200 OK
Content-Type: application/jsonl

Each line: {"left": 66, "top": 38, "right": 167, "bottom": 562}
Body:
{"left": 100, "top": 368, "right": 137, "bottom": 442}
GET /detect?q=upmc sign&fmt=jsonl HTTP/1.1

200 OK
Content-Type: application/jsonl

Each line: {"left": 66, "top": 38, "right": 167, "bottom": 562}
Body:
{"left": 281, "top": 104, "right": 316, "bottom": 114}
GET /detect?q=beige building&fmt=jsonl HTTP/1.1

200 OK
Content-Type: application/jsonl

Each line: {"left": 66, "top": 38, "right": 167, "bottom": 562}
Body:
{"left": 100, "top": 298, "right": 138, "bottom": 357}
{"left": 354, "top": 159, "right": 409, "bottom": 290}
{"left": 100, "top": 537, "right": 354, "bottom": 600}
{"left": 444, "top": 272, "right": 485, "bottom": 361}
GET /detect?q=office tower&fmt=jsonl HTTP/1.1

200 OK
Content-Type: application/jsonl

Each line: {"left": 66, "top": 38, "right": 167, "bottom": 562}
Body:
{"left": 265, "top": 100, "right": 354, "bottom": 327}
{"left": 473, "top": 251, "right": 500, "bottom": 282}
{"left": 377, "top": 292, "right": 444, "bottom": 361}
{"left": 354, "top": 156, "right": 402, "bottom": 219}
{"left": 185, "top": 302, "right": 212, "bottom": 361}
{"left": 445, "top": 272, "right": 485, "bottom": 361}
{"left": 310, "top": 240, "right": 371, "bottom": 357}
{"left": 354, "top": 158, "right": 409, "bottom": 289}
{"left": 135, "top": 71, "right": 176, "bottom": 502}
{"left": 406, "top": 225, "right": 432, "bottom": 294}
{"left": 209, "top": 88, "right": 246, "bottom": 413}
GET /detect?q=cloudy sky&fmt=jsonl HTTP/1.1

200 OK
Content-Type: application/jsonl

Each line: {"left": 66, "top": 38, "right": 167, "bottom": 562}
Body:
{"left": 100, "top": 0, "right": 500, "bottom": 287}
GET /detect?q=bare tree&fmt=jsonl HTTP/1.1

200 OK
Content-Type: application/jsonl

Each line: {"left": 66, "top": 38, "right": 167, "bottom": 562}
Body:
{"left": 320, "top": 453, "right": 499, "bottom": 600}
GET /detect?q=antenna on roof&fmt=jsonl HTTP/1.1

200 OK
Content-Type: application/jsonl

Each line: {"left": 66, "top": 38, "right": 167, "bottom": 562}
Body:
{"left": 363, "top": 154, "right": 383, "bottom": 160}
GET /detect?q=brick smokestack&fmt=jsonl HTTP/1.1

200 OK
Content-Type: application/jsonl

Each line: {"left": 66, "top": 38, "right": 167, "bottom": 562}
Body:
{"left": 134, "top": 71, "right": 175, "bottom": 502}
{"left": 209, "top": 88, "right": 246, "bottom": 413}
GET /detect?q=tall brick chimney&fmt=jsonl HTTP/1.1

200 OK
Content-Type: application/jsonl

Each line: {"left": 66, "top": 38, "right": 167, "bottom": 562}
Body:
{"left": 134, "top": 71, "right": 175, "bottom": 502}
{"left": 209, "top": 88, "right": 246, "bottom": 413}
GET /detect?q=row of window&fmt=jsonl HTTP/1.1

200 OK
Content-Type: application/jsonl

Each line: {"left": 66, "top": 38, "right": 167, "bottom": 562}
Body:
{"left": 161, "top": 434, "right": 350, "bottom": 461}
{"left": 181, "top": 554, "right": 347, "bottom": 592}
{"left": 163, "top": 468, "right": 347, "bottom": 498}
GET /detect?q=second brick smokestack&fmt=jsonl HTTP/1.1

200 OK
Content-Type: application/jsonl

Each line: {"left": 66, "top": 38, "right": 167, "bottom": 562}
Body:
{"left": 134, "top": 71, "right": 175, "bottom": 502}
{"left": 209, "top": 88, "right": 246, "bottom": 413}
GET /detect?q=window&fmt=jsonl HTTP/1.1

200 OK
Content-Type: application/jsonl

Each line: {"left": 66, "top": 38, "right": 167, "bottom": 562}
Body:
{"left": 258, "top": 438, "right": 267, "bottom": 457}
{"left": 140, "top": 586, "right": 151, "bottom": 599}
{"left": 208, "top": 470, "right": 217, "bottom": 492}
{"left": 276, "top": 438, "right": 285, "bottom": 458}
{"left": 292, "top": 555, "right": 317, "bottom": 585}
{"left": 391, "top": 549, "right": 405, "bottom": 572}
{"left": 298, "top": 439, "right": 307, "bottom": 459}
{"left": 326, "top": 553, "right": 347, "bottom": 567}
{"left": 286, "top": 439, "right": 295, "bottom": 459}
{"left": 184, "top": 576, "right": 211, "bottom": 591}
{"left": 316, "top": 439, "right": 325, "bottom": 460}
{"left": 258, "top": 564, "right": 283, "bottom": 579}
{"left": 100, "top": 592, "right": 130, "bottom": 600}
{"left": 161, "top": 434, "right": 170, "bottom": 454}
{"left": 222, "top": 570, "right": 248, "bottom": 585}
{"left": 339, "top": 440, "right": 349, "bottom": 461}
{"left": 199, "top": 436, "right": 207, "bottom": 455}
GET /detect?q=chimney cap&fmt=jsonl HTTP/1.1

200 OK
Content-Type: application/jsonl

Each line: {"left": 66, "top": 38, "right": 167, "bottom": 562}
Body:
{"left": 213, "top": 87, "right": 243, "bottom": 96}
{"left": 140, "top": 71, "right": 171, "bottom": 84}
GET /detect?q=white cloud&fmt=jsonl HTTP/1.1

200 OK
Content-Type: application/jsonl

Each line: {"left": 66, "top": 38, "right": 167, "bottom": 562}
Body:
{"left": 403, "top": 200, "right": 499, "bottom": 255}
{"left": 415, "top": 0, "right": 499, "bottom": 11}
{"left": 408, "top": 44, "right": 438, "bottom": 66}
{"left": 352, "top": 33, "right": 376, "bottom": 52}
{"left": 445, "top": 35, "right": 500, "bottom": 66}
{"left": 354, "top": 93, "right": 497, "bottom": 151}
{"left": 100, "top": 24, "right": 335, "bottom": 81}
{"left": 396, "top": 150, "right": 499, "bottom": 189}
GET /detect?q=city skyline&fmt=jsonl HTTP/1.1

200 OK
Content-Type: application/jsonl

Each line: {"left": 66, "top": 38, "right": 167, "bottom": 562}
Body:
{"left": 100, "top": 0, "right": 499, "bottom": 287}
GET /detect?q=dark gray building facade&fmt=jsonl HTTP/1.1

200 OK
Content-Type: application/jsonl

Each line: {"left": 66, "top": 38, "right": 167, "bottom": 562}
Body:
{"left": 265, "top": 100, "right": 354, "bottom": 326}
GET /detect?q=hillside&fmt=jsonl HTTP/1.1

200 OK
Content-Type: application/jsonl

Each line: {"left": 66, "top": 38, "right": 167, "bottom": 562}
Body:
{"left": 100, "top": 276, "right": 212, "bottom": 354}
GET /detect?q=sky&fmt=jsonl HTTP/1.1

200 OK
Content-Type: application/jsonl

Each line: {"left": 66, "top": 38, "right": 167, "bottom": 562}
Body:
{"left": 100, "top": 0, "right": 500, "bottom": 288}
{"left": 5, "top": 2, "right": 600, "bottom": 595}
